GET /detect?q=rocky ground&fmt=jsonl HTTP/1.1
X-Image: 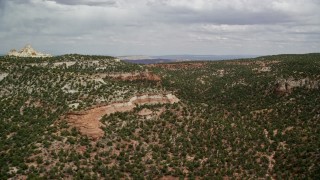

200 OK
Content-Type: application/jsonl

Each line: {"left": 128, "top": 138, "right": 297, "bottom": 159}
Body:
{"left": 0, "top": 53, "right": 319, "bottom": 179}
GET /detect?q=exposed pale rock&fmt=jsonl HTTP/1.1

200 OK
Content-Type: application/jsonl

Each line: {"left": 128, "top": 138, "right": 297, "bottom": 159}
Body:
{"left": 8, "top": 44, "right": 52, "bottom": 58}
{"left": 61, "top": 84, "right": 78, "bottom": 94}
{"left": 275, "top": 78, "right": 319, "bottom": 93}
{"left": 256, "top": 66, "right": 271, "bottom": 72}
{"left": 52, "top": 61, "right": 76, "bottom": 67}
{"left": 0, "top": 73, "right": 8, "bottom": 81}
{"left": 138, "top": 108, "right": 153, "bottom": 116}
{"left": 69, "top": 103, "right": 80, "bottom": 109}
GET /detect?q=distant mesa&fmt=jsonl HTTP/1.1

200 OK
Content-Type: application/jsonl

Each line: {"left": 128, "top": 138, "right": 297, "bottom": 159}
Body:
{"left": 118, "top": 55, "right": 153, "bottom": 61}
{"left": 8, "top": 44, "right": 52, "bottom": 58}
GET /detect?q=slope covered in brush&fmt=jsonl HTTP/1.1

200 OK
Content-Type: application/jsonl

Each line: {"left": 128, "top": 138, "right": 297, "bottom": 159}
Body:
{"left": 0, "top": 53, "right": 319, "bottom": 179}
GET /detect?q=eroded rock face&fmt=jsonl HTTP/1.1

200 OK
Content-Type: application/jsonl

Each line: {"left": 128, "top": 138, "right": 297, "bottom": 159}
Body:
{"left": 66, "top": 93, "right": 179, "bottom": 140}
{"left": 8, "top": 44, "right": 52, "bottom": 58}
{"left": 275, "top": 78, "right": 319, "bottom": 94}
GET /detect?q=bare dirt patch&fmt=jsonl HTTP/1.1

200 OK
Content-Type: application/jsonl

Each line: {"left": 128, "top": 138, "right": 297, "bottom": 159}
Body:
{"left": 66, "top": 93, "right": 179, "bottom": 140}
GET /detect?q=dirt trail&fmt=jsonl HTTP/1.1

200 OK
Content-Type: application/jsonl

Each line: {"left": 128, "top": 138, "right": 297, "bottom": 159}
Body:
{"left": 66, "top": 93, "right": 179, "bottom": 140}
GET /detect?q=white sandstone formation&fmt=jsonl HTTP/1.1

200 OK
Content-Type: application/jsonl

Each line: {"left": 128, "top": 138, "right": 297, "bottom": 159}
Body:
{"left": 8, "top": 44, "right": 52, "bottom": 58}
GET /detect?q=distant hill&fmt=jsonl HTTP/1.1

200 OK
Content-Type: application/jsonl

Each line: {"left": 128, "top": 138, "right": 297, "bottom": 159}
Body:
{"left": 120, "top": 54, "right": 258, "bottom": 64}
{"left": 154, "top": 54, "right": 258, "bottom": 60}
{"left": 123, "top": 59, "right": 175, "bottom": 64}
{"left": 118, "top": 55, "right": 153, "bottom": 60}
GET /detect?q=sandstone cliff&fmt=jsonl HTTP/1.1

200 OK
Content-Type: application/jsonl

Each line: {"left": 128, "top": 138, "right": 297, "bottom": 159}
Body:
{"left": 275, "top": 78, "right": 319, "bottom": 94}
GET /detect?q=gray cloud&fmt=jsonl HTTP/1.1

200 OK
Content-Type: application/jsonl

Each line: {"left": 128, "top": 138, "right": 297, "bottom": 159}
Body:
{"left": 152, "top": 9, "right": 293, "bottom": 25}
{"left": 0, "top": 0, "right": 7, "bottom": 15}
{"left": 48, "top": 0, "right": 117, "bottom": 6}
{"left": 0, "top": 0, "right": 319, "bottom": 55}
{"left": 47, "top": 0, "right": 118, "bottom": 6}
{"left": 0, "top": 0, "right": 5, "bottom": 7}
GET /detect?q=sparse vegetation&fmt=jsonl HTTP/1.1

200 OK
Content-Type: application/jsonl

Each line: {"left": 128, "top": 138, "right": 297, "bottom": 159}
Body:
{"left": 0, "top": 53, "right": 319, "bottom": 179}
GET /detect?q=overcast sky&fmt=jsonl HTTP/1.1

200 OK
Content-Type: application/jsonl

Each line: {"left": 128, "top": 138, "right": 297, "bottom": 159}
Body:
{"left": 0, "top": 0, "right": 319, "bottom": 56}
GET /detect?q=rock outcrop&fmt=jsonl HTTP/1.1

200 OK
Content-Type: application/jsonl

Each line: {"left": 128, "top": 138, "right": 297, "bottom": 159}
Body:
{"left": 275, "top": 78, "right": 319, "bottom": 94}
{"left": 66, "top": 93, "right": 179, "bottom": 140}
{"left": 8, "top": 44, "right": 52, "bottom": 58}
{"left": 138, "top": 108, "right": 153, "bottom": 116}
{"left": 0, "top": 73, "right": 8, "bottom": 82}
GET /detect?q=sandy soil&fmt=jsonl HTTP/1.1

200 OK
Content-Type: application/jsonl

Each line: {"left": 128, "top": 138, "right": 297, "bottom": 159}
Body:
{"left": 66, "top": 93, "right": 179, "bottom": 140}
